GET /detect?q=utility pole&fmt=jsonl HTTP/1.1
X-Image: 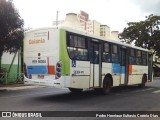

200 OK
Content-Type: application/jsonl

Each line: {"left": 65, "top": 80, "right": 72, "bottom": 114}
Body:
{"left": 56, "top": 11, "right": 59, "bottom": 27}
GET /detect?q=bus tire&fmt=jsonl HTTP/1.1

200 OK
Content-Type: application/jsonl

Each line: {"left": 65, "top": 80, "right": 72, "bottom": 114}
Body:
{"left": 68, "top": 88, "right": 83, "bottom": 93}
{"left": 138, "top": 74, "right": 147, "bottom": 88}
{"left": 102, "top": 77, "right": 112, "bottom": 94}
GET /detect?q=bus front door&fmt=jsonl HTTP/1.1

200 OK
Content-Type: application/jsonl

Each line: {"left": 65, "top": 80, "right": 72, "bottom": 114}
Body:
{"left": 89, "top": 41, "right": 101, "bottom": 88}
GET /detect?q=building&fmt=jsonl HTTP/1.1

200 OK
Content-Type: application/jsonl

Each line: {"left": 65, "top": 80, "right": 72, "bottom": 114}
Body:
{"left": 78, "top": 11, "right": 101, "bottom": 36}
{"left": 53, "top": 10, "right": 89, "bottom": 30}
{"left": 52, "top": 10, "right": 120, "bottom": 39}
{"left": 87, "top": 20, "right": 100, "bottom": 36}
{"left": 78, "top": 11, "right": 89, "bottom": 30}
{"left": 53, "top": 13, "right": 84, "bottom": 31}
{"left": 110, "top": 31, "right": 120, "bottom": 40}
{"left": 100, "top": 25, "right": 110, "bottom": 39}
{"left": 63, "top": 13, "right": 84, "bottom": 31}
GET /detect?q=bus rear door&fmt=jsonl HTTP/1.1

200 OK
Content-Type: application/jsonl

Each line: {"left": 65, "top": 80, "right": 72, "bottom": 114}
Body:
{"left": 120, "top": 47, "right": 129, "bottom": 85}
{"left": 89, "top": 40, "right": 102, "bottom": 88}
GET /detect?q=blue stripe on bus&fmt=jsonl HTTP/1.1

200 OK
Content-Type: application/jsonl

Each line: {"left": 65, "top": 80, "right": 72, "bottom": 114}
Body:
{"left": 112, "top": 63, "right": 125, "bottom": 74}
{"left": 121, "top": 66, "right": 125, "bottom": 74}
{"left": 112, "top": 63, "right": 121, "bottom": 74}
{"left": 27, "top": 66, "right": 48, "bottom": 74}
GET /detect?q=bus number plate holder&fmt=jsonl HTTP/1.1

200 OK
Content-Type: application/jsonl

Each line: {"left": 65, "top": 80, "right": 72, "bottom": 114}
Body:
{"left": 38, "top": 75, "right": 44, "bottom": 79}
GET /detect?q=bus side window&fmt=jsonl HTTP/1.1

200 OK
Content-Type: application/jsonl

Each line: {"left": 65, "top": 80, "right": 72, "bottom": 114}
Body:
{"left": 142, "top": 51, "right": 147, "bottom": 65}
{"left": 136, "top": 50, "right": 142, "bottom": 65}
{"left": 69, "top": 48, "right": 80, "bottom": 59}
{"left": 103, "top": 43, "right": 111, "bottom": 62}
{"left": 77, "top": 48, "right": 88, "bottom": 60}
{"left": 112, "top": 44, "right": 119, "bottom": 63}
{"left": 67, "top": 34, "right": 88, "bottom": 61}
{"left": 129, "top": 49, "right": 136, "bottom": 64}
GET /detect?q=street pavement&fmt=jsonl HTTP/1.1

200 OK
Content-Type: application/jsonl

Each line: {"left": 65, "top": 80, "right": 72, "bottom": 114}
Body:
{"left": 0, "top": 77, "right": 159, "bottom": 91}
{"left": 0, "top": 77, "right": 160, "bottom": 120}
{"left": 0, "top": 84, "right": 44, "bottom": 91}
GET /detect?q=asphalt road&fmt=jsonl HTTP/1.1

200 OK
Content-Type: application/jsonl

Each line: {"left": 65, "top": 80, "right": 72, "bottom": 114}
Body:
{"left": 0, "top": 78, "right": 160, "bottom": 120}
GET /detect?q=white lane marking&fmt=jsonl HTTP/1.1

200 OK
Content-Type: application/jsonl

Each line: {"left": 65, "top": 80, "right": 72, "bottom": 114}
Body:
{"left": 141, "top": 88, "right": 154, "bottom": 91}
{"left": 152, "top": 90, "right": 160, "bottom": 93}
{"left": 134, "top": 88, "right": 154, "bottom": 92}
{"left": 115, "top": 88, "right": 155, "bottom": 95}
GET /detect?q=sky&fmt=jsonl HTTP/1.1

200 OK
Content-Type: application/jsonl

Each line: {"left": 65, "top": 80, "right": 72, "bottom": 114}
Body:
{"left": 13, "top": 0, "right": 160, "bottom": 32}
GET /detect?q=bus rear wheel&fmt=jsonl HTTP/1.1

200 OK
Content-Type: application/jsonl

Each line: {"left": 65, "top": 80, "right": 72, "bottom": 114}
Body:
{"left": 138, "top": 74, "right": 147, "bottom": 88}
{"left": 102, "top": 77, "right": 112, "bottom": 94}
{"left": 68, "top": 88, "right": 83, "bottom": 93}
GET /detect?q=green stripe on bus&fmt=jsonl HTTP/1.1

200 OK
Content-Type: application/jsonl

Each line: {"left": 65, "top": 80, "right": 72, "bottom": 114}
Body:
{"left": 59, "top": 29, "right": 70, "bottom": 75}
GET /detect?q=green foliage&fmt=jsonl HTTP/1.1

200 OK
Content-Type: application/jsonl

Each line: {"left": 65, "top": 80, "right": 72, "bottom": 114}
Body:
{"left": 0, "top": 0, "right": 24, "bottom": 57}
{"left": 119, "top": 14, "right": 160, "bottom": 56}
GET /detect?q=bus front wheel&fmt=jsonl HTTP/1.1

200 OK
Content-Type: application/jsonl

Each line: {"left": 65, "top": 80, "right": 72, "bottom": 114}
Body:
{"left": 68, "top": 88, "right": 83, "bottom": 93}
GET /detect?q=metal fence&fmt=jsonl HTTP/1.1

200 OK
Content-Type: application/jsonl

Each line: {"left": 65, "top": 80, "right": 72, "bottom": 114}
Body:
{"left": 0, "top": 72, "right": 24, "bottom": 84}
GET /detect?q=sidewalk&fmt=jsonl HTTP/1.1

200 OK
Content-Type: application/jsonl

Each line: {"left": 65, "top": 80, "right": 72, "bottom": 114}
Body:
{"left": 0, "top": 83, "right": 43, "bottom": 91}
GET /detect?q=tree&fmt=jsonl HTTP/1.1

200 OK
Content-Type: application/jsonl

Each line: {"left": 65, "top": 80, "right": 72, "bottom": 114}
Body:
{"left": 0, "top": 0, "right": 24, "bottom": 69}
{"left": 119, "top": 14, "right": 160, "bottom": 56}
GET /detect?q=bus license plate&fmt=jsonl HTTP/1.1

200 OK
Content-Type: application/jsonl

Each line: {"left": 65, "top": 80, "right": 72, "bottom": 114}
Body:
{"left": 38, "top": 75, "right": 44, "bottom": 79}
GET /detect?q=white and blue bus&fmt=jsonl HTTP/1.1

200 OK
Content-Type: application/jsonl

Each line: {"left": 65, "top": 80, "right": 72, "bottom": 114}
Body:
{"left": 24, "top": 27, "right": 153, "bottom": 94}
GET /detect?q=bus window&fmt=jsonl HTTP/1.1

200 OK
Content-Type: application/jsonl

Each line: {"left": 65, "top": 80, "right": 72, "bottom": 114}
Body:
{"left": 69, "top": 35, "right": 75, "bottom": 47}
{"left": 136, "top": 50, "right": 142, "bottom": 65}
{"left": 68, "top": 47, "right": 79, "bottom": 59}
{"left": 112, "top": 45, "right": 119, "bottom": 63}
{"left": 77, "top": 37, "right": 86, "bottom": 48}
{"left": 67, "top": 34, "right": 88, "bottom": 61}
{"left": 103, "top": 43, "right": 111, "bottom": 62}
{"left": 142, "top": 51, "right": 147, "bottom": 65}
{"left": 129, "top": 49, "right": 136, "bottom": 64}
{"left": 77, "top": 48, "right": 88, "bottom": 60}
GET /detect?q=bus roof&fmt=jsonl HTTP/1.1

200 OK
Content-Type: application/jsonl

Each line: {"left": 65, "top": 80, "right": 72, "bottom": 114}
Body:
{"left": 25, "top": 26, "right": 148, "bottom": 52}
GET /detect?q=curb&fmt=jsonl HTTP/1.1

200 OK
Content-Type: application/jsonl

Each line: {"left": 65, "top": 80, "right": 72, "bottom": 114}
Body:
{"left": 0, "top": 85, "right": 44, "bottom": 91}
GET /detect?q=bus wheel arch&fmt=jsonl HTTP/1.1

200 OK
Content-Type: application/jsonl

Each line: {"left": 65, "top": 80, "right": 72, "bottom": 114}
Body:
{"left": 102, "top": 74, "right": 113, "bottom": 94}
{"left": 138, "top": 73, "right": 147, "bottom": 88}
